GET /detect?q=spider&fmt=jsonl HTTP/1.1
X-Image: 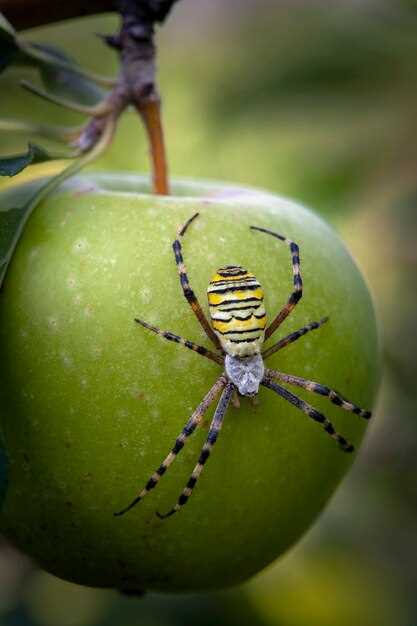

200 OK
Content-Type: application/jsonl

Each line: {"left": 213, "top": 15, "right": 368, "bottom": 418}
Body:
{"left": 115, "top": 213, "right": 371, "bottom": 519}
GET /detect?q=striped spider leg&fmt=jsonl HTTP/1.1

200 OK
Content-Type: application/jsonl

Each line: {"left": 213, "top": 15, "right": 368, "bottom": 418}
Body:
{"left": 250, "top": 225, "right": 302, "bottom": 340}
{"left": 265, "top": 370, "right": 371, "bottom": 421}
{"left": 114, "top": 372, "right": 229, "bottom": 517}
{"left": 262, "top": 376, "right": 357, "bottom": 453}
{"left": 157, "top": 382, "right": 234, "bottom": 518}
{"left": 133, "top": 318, "right": 223, "bottom": 366}
{"left": 262, "top": 316, "right": 329, "bottom": 360}
{"left": 172, "top": 212, "right": 222, "bottom": 350}
{"left": 249, "top": 225, "right": 370, "bottom": 449}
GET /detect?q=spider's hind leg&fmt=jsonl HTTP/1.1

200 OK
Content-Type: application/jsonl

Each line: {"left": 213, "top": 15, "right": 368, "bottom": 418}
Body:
{"left": 114, "top": 374, "right": 228, "bottom": 516}
{"left": 157, "top": 382, "right": 235, "bottom": 518}
{"left": 266, "top": 369, "right": 371, "bottom": 419}
{"left": 262, "top": 377, "right": 355, "bottom": 452}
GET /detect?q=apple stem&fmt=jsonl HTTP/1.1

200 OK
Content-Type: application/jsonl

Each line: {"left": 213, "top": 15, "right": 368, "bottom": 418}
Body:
{"left": 104, "top": 0, "right": 177, "bottom": 196}
{"left": 137, "top": 100, "right": 169, "bottom": 195}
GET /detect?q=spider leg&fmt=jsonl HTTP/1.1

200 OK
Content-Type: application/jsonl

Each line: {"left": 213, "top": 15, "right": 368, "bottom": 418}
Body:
{"left": 250, "top": 225, "right": 302, "bottom": 340}
{"left": 172, "top": 213, "right": 222, "bottom": 350}
{"left": 135, "top": 318, "right": 223, "bottom": 365}
{"left": 157, "top": 382, "right": 235, "bottom": 519}
{"left": 266, "top": 369, "right": 371, "bottom": 419}
{"left": 262, "top": 317, "right": 328, "bottom": 359}
{"left": 114, "top": 375, "right": 228, "bottom": 516}
{"left": 262, "top": 378, "right": 354, "bottom": 452}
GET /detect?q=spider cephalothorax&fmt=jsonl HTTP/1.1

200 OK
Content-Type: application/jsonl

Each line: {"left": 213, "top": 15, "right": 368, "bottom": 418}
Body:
{"left": 224, "top": 353, "right": 264, "bottom": 397}
{"left": 115, "top": 213, "right": 371, "bottom": 519}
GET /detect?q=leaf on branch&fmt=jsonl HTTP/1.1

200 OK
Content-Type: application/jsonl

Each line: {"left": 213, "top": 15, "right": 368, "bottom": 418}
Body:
{"left": 0, "top": 206, "right": 25, "bottom": 257}
{"left": 0, "top": 118, "right": 80, "bottom": 144}
{"left": 31, "top": 43, "right": 105, "bottom": 106}
{"left": 0, "top": 12, "right": 106, "bottom": 104}
{"left": 0, "top": 118, "right": 114, "bottom": 289}
{"left": 0, "top": 143, "right": 57, "bottom": 177}
{"left": 0, "top": 178, "right": 57, "bottom": 289}
{"left": 0, "top": 13, "right": 15, "bottom": 39}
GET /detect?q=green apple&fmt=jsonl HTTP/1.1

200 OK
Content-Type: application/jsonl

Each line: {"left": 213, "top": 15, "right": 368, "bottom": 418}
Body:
{"left": 0, "top": 171, "right": 380, "bottom": 592}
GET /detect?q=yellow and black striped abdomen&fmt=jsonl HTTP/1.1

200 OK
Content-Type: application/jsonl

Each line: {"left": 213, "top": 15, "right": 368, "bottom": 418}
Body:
{"left": 207, "top": 266, "right": 266, "bottom": 357}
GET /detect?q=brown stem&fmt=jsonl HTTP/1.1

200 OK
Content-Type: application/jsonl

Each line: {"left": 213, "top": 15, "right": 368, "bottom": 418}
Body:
{"left": 113, "top": 0, "right": 178, "bottom": 195}
{"left": 137, "top": 100, "right": 169, "bottom": 195}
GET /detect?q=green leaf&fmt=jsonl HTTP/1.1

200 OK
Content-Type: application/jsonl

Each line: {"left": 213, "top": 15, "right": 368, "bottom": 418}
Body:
{"left": 32, "top": 43, "right": 104, "bottom": 106}
{"left": 0, "top": 119, "right": 113, "bottom": 289}
{"left": 0, "top": 181, "right": 59, "bottom": 289}
{"left": 0, "top": 14, "right": 106, "bottom": 103}
{"left": 0, "top": 13, "right": 15, "bottom": 40}
{"left": 0, "top": 143, "right": 56, "bottom": 177}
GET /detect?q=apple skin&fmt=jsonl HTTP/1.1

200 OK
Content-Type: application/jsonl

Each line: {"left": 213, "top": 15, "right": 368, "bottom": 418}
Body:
{"left": 0, "top": 172, "right": 380, "bottom": 592}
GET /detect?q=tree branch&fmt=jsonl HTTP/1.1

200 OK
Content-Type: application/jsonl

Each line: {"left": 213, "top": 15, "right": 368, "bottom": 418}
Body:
{"left": 0, "top": 0, "right": 115, "bottom": 31}
{"left": 1, "top": 0, "right": 180, "bottom": 195}
{"left": 0, "top": 0, "right": 180, "bottom": 32}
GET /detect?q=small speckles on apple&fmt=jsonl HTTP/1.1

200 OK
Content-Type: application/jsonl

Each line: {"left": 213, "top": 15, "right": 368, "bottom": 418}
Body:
{"left": 73, "top": 294, "right": 82, "bottom": 306}
{"left": 90, "top": 346, "right": 103, "bottom": 360}
{"left": 150, "top": 408, "right": 160, "bottom": 420}
{"left": 47, "top": 316, "right": 59, "bottom": 332}
{"left": 67, "top": 276, "right": 77, "bottom": 289}
{"left": 140, "top": 286, "right": 152, "bottom": 304}
{"left": 174, "top": 353, "right": 191, "bottom": 373}
{"left": 129, "top": 386, "right": 145, "bottom": 401}
{"left": 147, "top": 208, "right": 159, "bottom": 219}
{"left": 84, "top": 305, "right": 94, "bottom": 317}
{"left": 60, "top": 352, "right": 74, "bottom": 368}
{"left": 72, "top": 238, "right": 89, "bottom": 254}
{"left": 29, "top": 247, "right": 40, "bottom": 261}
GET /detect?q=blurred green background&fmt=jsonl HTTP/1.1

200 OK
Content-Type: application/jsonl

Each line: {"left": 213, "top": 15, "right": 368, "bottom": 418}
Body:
{"left": 0, "top": 0, "right": 416, "bottom": 624}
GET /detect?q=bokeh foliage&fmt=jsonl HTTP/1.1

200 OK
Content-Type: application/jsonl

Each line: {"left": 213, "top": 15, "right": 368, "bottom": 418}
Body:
{"left": 0, "top": 1, "right": 416, "bottom": 625}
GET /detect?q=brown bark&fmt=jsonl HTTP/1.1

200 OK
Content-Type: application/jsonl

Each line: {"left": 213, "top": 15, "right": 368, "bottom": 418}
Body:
{"left": 0, "top": 0, "right": 115, "bottom": 31}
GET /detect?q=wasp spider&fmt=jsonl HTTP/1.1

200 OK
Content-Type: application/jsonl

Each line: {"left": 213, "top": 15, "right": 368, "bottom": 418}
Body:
{"left": 115, "top": 213, "right": 371, "bottom": 519}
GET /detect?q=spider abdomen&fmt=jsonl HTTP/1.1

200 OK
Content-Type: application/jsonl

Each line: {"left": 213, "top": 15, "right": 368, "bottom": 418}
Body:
{"left": 207, "top": 266, "right": 266, "bottom": 357}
